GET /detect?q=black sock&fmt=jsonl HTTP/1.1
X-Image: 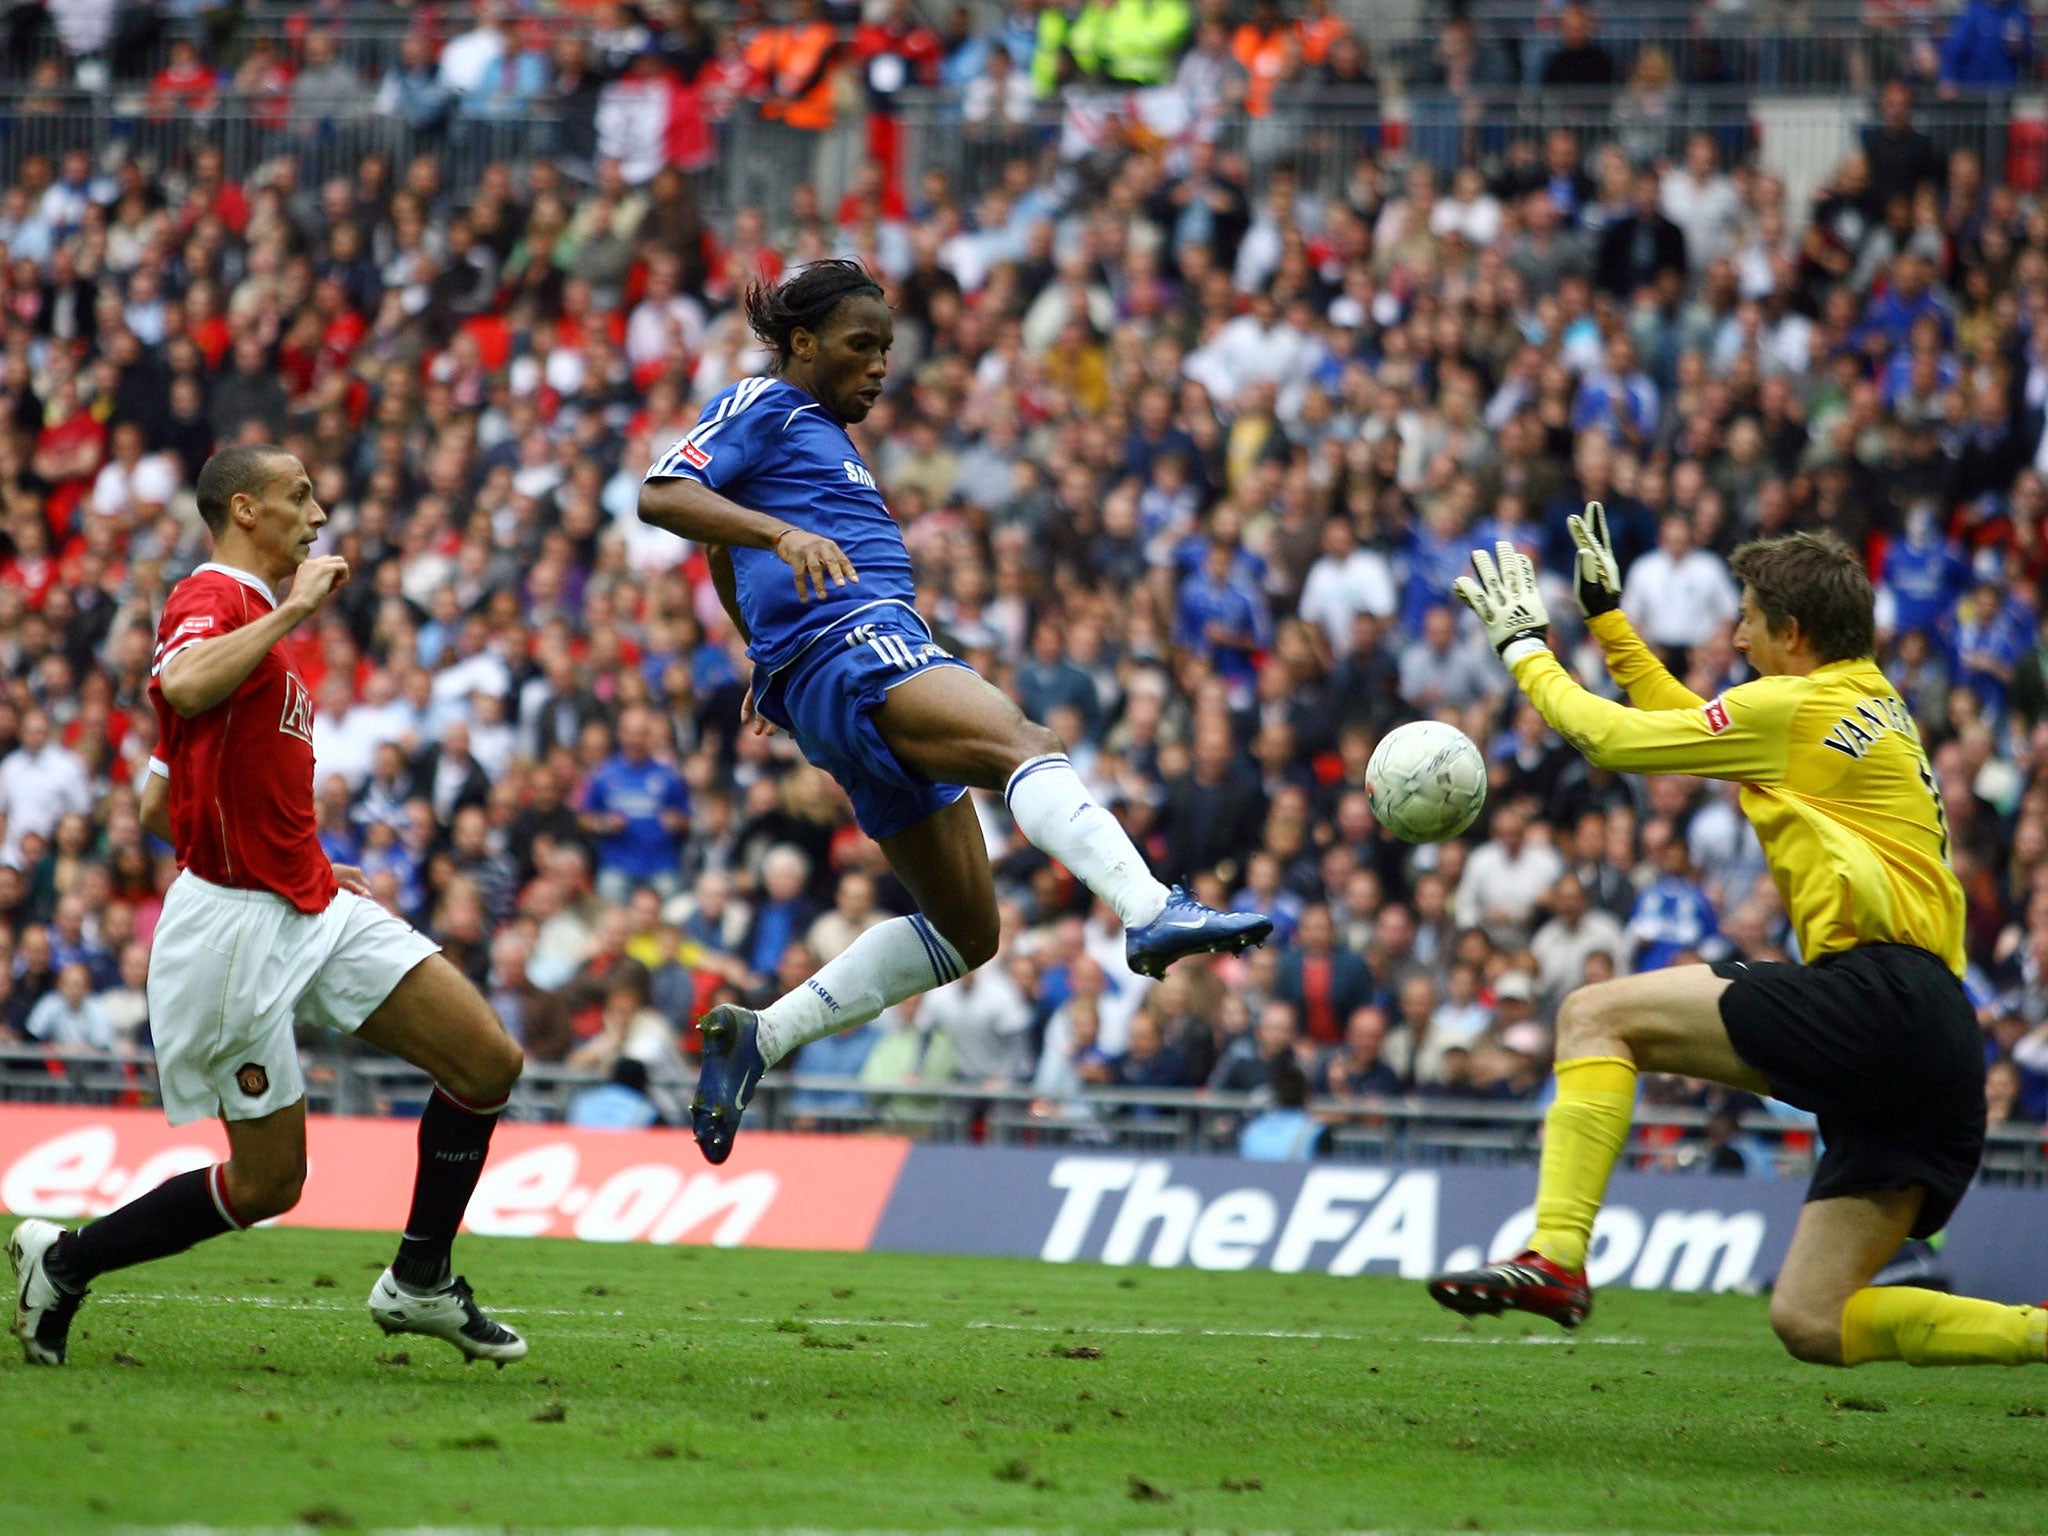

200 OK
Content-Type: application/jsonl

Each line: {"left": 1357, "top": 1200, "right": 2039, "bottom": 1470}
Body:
{"left": 392, "top": 1086, "right": 503, "bottom": 1291}
{"left": 49, "top": 1166, "right": 240, "bottom": 1291}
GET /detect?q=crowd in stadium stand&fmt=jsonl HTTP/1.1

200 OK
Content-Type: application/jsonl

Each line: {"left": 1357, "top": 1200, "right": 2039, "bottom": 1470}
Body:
{"left": 1, "top": 1, "right": 2047, "bottom": 1153}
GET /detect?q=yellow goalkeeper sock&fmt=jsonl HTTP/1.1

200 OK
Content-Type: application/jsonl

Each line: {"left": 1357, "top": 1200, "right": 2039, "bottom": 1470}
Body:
{"left": 1840, "top": 1287, "right": 2048, "bottom": 1367}
{"left": 1527, "top": 1056, "right": 1638, "bottom": 1272}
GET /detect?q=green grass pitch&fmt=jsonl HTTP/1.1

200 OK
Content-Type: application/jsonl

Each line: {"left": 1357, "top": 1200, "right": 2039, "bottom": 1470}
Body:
{"left": 4, "top": 1218, "right": 2046, "bottom": 1535}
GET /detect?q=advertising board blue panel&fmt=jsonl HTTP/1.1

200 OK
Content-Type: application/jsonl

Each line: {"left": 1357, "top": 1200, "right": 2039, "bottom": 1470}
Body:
{"left": 874, "top": 1147, "right": 2048, "bottom": 1303}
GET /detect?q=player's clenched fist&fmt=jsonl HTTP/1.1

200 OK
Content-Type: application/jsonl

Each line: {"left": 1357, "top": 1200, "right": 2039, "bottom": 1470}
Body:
{"left": 773, "top": 526, "right": 859, "bottom": 602}
{"left": 283, "top": 554, "right": 351, "bottom": 620}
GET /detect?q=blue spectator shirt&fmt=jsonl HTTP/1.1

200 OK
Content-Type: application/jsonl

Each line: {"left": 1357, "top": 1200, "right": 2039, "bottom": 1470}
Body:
{"left": 1401, "top": 521, "right": 1474, "bottom": 634}
{"left": 1627, "top": 875, "right": 1724, "bottom": 971}
{"left": 1857, "top": 287, "right": 1953, "bottom": 353}
{"left": 583, "top": 752, "right": 691, "bottom": 880}
{"left": 566, "top": 1084, "right": 662, "bottom": 1130}
{"left": 1176, "top": 567, "right": 1271, "bottom": 687}
{"left": 1569, "top": 369, "right": 1660, "bottom": 444}
{"left": 1240, "top": 1107, "right": 1326, "bottom": 1161}
{"left": 646, "top": 377, "right": 920, "bottom": 677}
{"left": 1941, "top": 0, "right": 2035, "bottom": 87}
{"left": 1881, "top": 349, "right": 1960, "bottom": 410}
{"left": 787, "top": 1021, "right": 881, "bottom": 1115}
{"left": 1231, "top": 884, "right": 1303, "bottom": 947}
{"left": 1944, "top": 599, "right": 2032, "bottom": 717}
{"left": 1883, "top": 532, "right": 1970, "bottom": 639}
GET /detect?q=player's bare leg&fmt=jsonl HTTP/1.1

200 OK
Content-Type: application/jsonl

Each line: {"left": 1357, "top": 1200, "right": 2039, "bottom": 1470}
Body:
{"left": 1774, "top": 1188, "right": 2048, "bottom": 1368}
{"left": 874, "top": 666, "right": 1271, "bottom": 975}
{"left": 354, "top": 953, "right": 528, "bottom": 1363}
{"left": 11, "top": 1103, "right": 306, "bottom": 1365}
{"left": 1430, "top": 965, "right": 1756, "bottom": 1328}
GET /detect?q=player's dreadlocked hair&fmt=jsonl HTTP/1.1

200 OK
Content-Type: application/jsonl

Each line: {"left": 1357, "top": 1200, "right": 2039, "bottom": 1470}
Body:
{"left": 745, "top": 259, "right": 886, "bottom": 369}
{"left": 195, "top": 443, "right": 290, "bottom": 534}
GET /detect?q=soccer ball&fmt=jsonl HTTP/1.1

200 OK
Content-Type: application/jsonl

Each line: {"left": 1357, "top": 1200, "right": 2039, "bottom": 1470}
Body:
{"left": 1366, "top": 721, "right": 1488, "bottom": 843}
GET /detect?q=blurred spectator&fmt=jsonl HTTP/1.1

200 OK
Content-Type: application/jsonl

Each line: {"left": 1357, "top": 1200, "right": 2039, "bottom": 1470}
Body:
{"left": 378, "top": 32, "right": 457, "bottom": 136}
{"left": 25, "top": 959, "right": 113, "bottom": 1050}
{"left": 785, "top": 1010, "right": 882, "bottom": 1122}
{"left": 566, "top": 1055, "right": 666, "bottom": 1129}
{"left": 1595, "top": 168, "right": 1687, "bottom": 299}
{"left": 807, "top": 871, "right": 886, "bottom": 963}
{"left": 1209, "top": 997, "right": 1299, "bottom": 1091}
{"left": 580, "top": 706, "right": 690, "bottom": 901}
{"left": 1865, "top": 81, "right": 1944, "bottom": 197}
{"left": 1621, "top": 512, "right": 1741, "bottom": 658}
{"left": 1628, "top": 833, "right": 1724, "bottom": 970}
{"left": 1316, "top": 1003, "right": 1403, "bottom": 1096}
{"left": 1, "top": 710, "right": 91, "bottom": 868}
{"left": 1540, "top": 3, "right": 1616, "bottom": 88}
{"left": 292, "top": 31, "right": 367, "bottom": 133}
{"left": 1238, "top": 1055, "right": 1330, "bottom": 1158}
{"left": 1455, "top": 803, "right": 1566, "bottom": 935}
{"left": 1939, "top": 0, "right": 2035, "bottom": 92}
{"left": 1530, "top": 870, "right": 1629, "bottom": 1009}
{"left": 1275, "top": 903, "right": 1372, "bottom": 1047}
{"left": 922, "top": 948, "right": 1037, "bottom": 1083}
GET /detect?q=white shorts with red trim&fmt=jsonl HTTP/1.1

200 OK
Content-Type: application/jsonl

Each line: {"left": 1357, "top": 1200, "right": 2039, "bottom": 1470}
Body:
{"left": 147, "top": 871, "right": 441, "bottom": 1125}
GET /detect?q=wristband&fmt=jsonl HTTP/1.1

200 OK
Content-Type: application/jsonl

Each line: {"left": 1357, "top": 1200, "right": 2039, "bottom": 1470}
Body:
{"left": 772, "top": 527, "right": 797, "bottom": 551}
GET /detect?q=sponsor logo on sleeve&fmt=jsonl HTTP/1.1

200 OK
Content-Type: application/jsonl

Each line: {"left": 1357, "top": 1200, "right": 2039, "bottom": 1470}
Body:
{"left": 680, "top": 441, "right": 711, "bottom": 470}
{"left": 1703, "top": 697, "right": 1731, "bottom": 734}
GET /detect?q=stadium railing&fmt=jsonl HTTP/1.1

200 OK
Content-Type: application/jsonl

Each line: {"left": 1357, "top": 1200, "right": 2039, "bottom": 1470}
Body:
{"left": 0, "top": 87, "right": 558, "bottom": 188}
{"left": 882, "top": 86, "right": 2024, "bottom": 210}
{"left": 0, "top": 78, "right": 2025, "bottom": 217}
{"left": 9, "top": 1044, "right": 2043, "bottom": 1185}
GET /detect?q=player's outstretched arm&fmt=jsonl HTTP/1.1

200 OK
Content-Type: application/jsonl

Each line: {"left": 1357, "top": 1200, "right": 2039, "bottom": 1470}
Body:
{"left": 640, "top": 476, "right": 857, "bottom": 602}
{"left": 1457, "top": 542, "right": 1790, "bottom": 783}
{"left": 1569, "top": 503, "right": 1704, "bottom": 711}
{"left": 158, "top": 556, "right": 349, "bottom": 718}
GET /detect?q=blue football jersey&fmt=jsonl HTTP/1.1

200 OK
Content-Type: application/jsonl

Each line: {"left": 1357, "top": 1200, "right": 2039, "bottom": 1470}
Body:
{"left": 644, "top": 376, "right": 917, "bottom": 675}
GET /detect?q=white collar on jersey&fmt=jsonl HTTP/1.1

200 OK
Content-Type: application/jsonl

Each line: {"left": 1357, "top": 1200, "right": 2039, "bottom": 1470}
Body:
{"left": 193, "top": 561, "right": 279, "bottom": 608}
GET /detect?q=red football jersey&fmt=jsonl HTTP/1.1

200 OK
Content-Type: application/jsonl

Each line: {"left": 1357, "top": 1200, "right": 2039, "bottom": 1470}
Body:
{"left": 149, "top": 563, "right": 337, "bottom": 914}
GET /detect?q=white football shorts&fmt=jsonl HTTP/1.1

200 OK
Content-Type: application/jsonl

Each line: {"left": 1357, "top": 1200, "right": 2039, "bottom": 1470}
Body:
{"left": 147, "top": 871, "right": 442, "bottom": 1125}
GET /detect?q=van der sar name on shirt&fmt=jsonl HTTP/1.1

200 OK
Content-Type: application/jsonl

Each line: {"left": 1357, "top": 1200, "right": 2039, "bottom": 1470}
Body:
{"left": 1819, "top": 696, "right": 1915, "bottom": 760}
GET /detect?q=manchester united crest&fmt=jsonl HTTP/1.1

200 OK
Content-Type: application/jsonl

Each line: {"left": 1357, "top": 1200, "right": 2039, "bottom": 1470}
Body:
{"left": 235, "top": 1063, "right": 270, "bottom": 1097}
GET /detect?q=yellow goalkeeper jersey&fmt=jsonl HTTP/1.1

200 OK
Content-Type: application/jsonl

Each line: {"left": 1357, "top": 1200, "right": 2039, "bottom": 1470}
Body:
{"left": 1510, "top": 610, "right": 1966, "bottom": 976}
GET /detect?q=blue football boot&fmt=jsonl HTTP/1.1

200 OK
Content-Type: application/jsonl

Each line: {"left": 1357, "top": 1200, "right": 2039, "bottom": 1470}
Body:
{"left": 691, "top": 1004, "right": 768, "bottom": 1165}
{"left": 1124, "top": 886, "right": 1274, "bottom": 979}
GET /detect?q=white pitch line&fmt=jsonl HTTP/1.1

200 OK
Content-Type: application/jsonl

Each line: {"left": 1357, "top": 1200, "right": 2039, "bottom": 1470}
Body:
{"left": 100, "top": 1293, "right": 1701, "bottom": 1349}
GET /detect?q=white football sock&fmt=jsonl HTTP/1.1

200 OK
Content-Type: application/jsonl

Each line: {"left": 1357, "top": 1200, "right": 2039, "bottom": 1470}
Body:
{"left": 1005, "top": 754, "right": 1170, "bottom": 929}
{"left": 753, "top": 914, "right": 965, "bottom": 1066}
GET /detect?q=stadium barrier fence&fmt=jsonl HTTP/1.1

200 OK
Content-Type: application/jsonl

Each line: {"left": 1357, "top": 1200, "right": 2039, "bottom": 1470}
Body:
{"left": 0, "top": 81, "right": 2033, "bottom": 224}
{"left": 6, "top": 1043, "right": 2044, "bottom": 1186}
{"left": 0, "top": 88, "right": 559, "bottom": 188}
{"left": 4, "top": 1100, "right": 2045, "bottom": 1300}
{"left": 0, "top": 5, "right": 2004, "bottom": 99}
{"left": 883, "top": 86, "right": 2027, "bottom": 212}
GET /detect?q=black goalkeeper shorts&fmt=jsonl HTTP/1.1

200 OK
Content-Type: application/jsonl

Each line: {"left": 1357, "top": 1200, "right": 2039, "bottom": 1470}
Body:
{"left": 1712, "top": 943, "right": 1986, "bottom": 1239}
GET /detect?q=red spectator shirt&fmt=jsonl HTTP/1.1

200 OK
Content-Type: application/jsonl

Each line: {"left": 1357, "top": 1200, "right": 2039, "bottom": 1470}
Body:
{"left": 149, "top": 564, "right": 337, "bottom": 914}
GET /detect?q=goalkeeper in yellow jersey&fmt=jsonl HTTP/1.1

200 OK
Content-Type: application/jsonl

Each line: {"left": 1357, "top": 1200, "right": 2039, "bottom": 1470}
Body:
{"left": 1429, "top": 511, "right": 2046, "bottom": 1370}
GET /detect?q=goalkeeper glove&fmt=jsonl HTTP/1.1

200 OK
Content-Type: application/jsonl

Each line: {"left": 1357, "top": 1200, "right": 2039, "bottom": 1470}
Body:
{"left": 1453, "top": 541, "right": 1550, "bottom": 665}
{"left": 1566, "top": 500, "right": 1622, "bottom": 618}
